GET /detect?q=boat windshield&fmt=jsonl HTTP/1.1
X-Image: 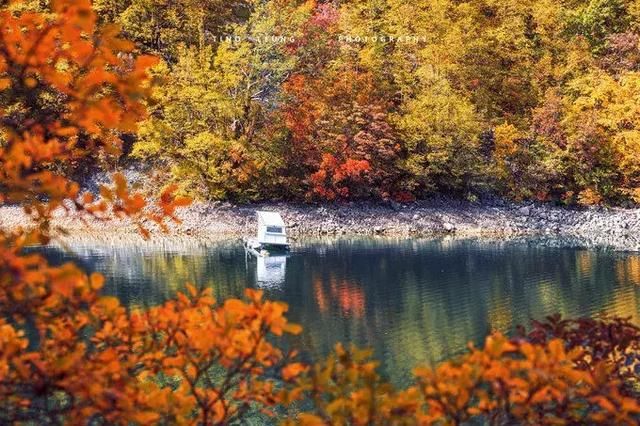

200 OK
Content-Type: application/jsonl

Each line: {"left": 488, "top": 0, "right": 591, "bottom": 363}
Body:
{"left": 266, "top": 226, "right": 284, "bottom": 234}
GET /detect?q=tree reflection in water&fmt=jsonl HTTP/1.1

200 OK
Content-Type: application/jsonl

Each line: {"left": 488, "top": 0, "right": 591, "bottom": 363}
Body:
{"left": 41, "top": 238, "right": 640, "bottom": 386}
{"left": 313, "top": 276, "right": 366, "bottom": 318}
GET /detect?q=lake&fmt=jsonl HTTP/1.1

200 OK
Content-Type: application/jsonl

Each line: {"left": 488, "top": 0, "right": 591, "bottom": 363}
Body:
{"left": 42, "top": 237, "right": 640, "bottom": 386}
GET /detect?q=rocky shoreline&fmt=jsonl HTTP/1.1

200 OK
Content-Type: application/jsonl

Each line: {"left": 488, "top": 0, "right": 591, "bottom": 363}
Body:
{"left": 1, "top": 199, "right": 639, "bottom": 251}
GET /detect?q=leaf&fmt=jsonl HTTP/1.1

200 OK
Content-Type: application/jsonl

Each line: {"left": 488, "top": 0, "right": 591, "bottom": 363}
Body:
{"left": 97, "top": 296, "right": 120, "bottom": 315}
{"left": 186, "top": 283, "right": 198, "bottom": 298}
{"left": 132, "top": 411, "right": 160, "bottom": 424}
{"left": 90, "top": 272, "right": 105, "bottom": 290}
{"left": 24, "top": 77, "right": 37, "bottom": 88}
{"left": 282, "top": 362, "right": 308, "bottom": 381}
{"left": 283, "top": 323, "right": 303, "bottom": 335}
{"left": 591, "top": 396, "right": 616, "bottom": 413}
{"left": 298, "top": 413, "right": 326, "bottom": 426}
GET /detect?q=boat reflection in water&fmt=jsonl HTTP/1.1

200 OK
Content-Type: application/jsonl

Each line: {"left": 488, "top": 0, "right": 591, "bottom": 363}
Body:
{"left": 253, "top": 254, "right": 287, "bottom": 289}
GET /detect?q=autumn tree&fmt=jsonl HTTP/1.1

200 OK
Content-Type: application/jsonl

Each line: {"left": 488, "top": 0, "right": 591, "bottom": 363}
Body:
{"left": 133, "top": 44, "right": 273, "bottom": 201}
{"left": 280, "top": 2, "right": 412, "bottom": 201}
{"left": 4, "top": 1, "right": 640, "bottom": 425}
{"left": 396, "top": 75, "right": 481, "bottom": 197}
{"left": 86, "top": 0, "right": 640, "bottom": 205}
{"left": 130, "top": 0, "right": 312, "bottom": 201}
{"left": 0, "top": 1, "right": 304, "bottom": 424}
{"left": 96, "top": 0, "right": 251, "bottom": 62}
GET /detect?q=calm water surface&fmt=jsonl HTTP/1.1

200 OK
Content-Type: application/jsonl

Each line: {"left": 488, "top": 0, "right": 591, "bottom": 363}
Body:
{"left": 43, "top": 238, "right": 640, "bottom": 385}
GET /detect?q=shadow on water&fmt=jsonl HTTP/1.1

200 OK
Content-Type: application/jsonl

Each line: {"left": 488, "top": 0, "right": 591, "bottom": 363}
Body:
{"left": 41, "top": 237, "right": 640, "bottom": 386}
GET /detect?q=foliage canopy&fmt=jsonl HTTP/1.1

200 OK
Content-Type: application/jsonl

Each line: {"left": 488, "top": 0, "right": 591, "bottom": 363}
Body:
{"left": 2, "top": 1, "right": 640, "bottom": 425}
{"left": 99, "top": 0, "right": 640, "bottom": 205}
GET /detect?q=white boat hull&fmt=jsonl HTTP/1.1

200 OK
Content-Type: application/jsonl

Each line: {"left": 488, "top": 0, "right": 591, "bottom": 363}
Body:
{"left": 243, "top": 238, "right": 289, "bottom": 257}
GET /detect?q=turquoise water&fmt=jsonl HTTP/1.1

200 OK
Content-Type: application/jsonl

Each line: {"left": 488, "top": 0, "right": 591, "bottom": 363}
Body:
{"left": 42, "top": 237, "right": 640, "bottom": 385}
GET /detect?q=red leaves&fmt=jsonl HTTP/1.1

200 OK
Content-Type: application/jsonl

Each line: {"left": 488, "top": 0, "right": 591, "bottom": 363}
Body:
{"left": 282, "top": 63, "right": 404, "bottom": 201}
{"left": 310, "top": 154, "right": 371, "bottom": 200}
{"left": 523, "top": 314, "right": 640, "bottom": 382}
{"left": 309, "top": 3, "right": 339, "bottom": 30}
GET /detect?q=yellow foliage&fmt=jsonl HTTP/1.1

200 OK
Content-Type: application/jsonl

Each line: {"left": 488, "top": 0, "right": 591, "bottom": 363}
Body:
{"left": 578, "top": 188, "right": 604, "bottom": 206}
{"left": 494, "top": 123, "right": 521, "bottom": 160}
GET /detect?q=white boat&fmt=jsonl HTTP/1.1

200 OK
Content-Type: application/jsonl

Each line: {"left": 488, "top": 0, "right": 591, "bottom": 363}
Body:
{"left": 244, "top": 211, "right": 290, "bottom": 257}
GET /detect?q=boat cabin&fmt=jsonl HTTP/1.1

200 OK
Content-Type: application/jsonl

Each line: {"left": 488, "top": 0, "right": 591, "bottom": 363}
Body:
{"left": 256, "top": 211, "right": 288, "bottom": 247}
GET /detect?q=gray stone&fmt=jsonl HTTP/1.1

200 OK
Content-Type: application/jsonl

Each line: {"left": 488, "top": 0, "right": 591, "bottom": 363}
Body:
{"left": 390, "top": 201, "right": 402, "bottom": 211}
{"left": 518, "top": 206, "right": 531, "bottom": 216}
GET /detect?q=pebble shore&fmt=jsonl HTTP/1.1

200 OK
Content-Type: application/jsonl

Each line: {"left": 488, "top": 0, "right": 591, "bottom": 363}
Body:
{"left": 1, "top": 199, "right": 639, "bottom": 251}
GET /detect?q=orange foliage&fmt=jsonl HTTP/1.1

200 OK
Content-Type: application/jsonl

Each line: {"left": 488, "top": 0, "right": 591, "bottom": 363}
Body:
{"left": 283, "top": 321, "right": 640, "bottom": 425}
{"left": 0, "top": 2, "right": 301, "bottom": 424}
{"left": 413, "top": 332, "right": 640, "bottom": 425}
{"left": 0, "top": 0, "right": 188, "bottom": 243}
{"left": 2, "top": 2, "right": 640, "bottom": 425}
{"left": 577, "top": 187, "right": 604, "bottom": 206}
{"left": 0, "top": 272, "right": 302, "bottom": 423}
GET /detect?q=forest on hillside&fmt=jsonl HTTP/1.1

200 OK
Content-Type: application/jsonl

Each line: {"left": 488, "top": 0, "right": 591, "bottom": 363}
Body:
{"left": 86, "top": 0, "right": 640, "bottom": 205}
{"left": 4, "top": 2, "right": 640, "bottom": 424}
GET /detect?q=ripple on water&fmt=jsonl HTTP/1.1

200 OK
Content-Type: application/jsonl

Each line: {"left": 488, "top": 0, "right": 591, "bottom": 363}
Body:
{"left": 39, "top": 237, "right": 640, "bottom": 386}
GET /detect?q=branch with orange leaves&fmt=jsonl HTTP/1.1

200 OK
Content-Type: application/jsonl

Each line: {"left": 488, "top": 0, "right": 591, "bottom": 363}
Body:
{"left": 80, "top": 172, "right": 191, "bottom": 240}
{"left": 0, "top": 0, "right": 190, "bottom": 243}
{"left": 280, "top": 329, "right": 640, "bottom": 426}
